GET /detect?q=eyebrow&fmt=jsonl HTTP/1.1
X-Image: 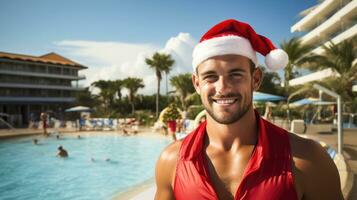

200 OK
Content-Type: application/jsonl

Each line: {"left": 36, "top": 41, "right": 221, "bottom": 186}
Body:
{"left": 229, "top": 68, "right": 246, "bottom": 73}
{"left": 199, "top": 70, "right": 216, "bottom": 77}
{"left": 199, "top": 68, "right": 246, "bottom": 76}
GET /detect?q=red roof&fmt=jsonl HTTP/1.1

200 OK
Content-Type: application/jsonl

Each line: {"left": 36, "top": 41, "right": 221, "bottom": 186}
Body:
{"left": 0, "top": 51, "right": 87, "bottom": 69}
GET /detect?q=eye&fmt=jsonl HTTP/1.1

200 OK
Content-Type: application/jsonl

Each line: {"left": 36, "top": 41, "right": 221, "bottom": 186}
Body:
{"left": 203, "top": 75, "right": 218, "bottom": 82}
{"left": 230, "top": 72, "right": 243, "bottom": 78}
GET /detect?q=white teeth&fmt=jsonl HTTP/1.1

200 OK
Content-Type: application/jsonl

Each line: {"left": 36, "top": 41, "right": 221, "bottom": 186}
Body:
{"left": 215, "top": 99, "right": 235, "bottom": 104}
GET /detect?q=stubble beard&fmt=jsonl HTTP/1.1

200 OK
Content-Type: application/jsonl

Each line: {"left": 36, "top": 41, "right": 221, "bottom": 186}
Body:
{"left": 203, "top": 93, "right": 253, "bottom": 125}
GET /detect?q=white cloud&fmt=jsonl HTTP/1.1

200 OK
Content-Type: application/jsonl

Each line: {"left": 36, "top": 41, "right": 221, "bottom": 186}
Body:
{"left": 162, "top": 32, "right": 196, "bottom": 73}
{"left": 55, "top": 33, "right": 196, "bottom": 95}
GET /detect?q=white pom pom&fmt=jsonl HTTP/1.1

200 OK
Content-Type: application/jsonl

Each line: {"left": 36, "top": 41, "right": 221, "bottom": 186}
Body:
{"left": 264, "top": 49, "right": 289, "bottom": 71}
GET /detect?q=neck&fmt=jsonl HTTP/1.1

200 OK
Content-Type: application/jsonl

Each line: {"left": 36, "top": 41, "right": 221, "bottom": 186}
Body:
{"left": 205, "top": 107, "right": 258, "bottom": 152}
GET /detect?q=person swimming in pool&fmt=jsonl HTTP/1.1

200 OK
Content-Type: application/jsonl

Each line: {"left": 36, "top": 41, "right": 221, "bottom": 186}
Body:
{"left": 33, "top": 139, "right": 38, "bottom": 145}
{"left": 56, "top": 146, "right": 68, "bottom": 158}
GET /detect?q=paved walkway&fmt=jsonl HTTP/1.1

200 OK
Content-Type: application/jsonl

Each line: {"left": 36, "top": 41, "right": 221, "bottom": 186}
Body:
{"left": 305, "top": 128, "right": 357, "bottom": 200}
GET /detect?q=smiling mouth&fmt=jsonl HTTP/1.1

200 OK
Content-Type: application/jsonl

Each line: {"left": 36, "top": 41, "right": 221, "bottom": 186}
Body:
{"left": 212, "top": 98, "right": 238, "bottom": 105}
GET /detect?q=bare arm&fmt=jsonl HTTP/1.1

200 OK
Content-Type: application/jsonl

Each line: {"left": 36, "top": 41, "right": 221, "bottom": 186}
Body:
{"left": 290, "top": 134, "right": 343, "bottom": 200}
{"left": 155, "top": 141, "right": 181, "bottom": 200}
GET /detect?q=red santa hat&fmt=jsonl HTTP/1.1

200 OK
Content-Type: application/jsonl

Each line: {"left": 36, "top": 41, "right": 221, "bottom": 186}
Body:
{"left": 192, "top": 19, "right": 288, "bottom": 71}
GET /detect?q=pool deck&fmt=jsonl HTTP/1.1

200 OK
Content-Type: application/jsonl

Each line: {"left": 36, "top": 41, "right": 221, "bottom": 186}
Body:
{"left": 0, "top": 127, "right": 78, "bottom": 138}
{"left": 304, "top": 128, "right": 357, "bottom": 200}
{"left": 1, "top": 126, "right": 356, "bottom": 199}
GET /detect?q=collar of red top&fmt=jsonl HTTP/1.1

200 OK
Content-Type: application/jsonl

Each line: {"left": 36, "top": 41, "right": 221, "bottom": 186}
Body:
{"left": 179, "top": 110, "right": 274, "bottom": 163}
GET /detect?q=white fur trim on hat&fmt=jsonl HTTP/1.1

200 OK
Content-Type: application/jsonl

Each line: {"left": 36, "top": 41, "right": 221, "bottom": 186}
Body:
{"left": 264, "top": 49, "right": 289, "bottom": 71}
{"left": 192, "top": 35, "right": 257, "bottom": 71}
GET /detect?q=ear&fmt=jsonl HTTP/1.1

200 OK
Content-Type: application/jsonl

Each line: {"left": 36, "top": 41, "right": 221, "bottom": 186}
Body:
{"left": 252, "top": 67, "right": 263, "bottom": 91}
{"left": 192, "top": 73, "right": 201, "bottom": 94}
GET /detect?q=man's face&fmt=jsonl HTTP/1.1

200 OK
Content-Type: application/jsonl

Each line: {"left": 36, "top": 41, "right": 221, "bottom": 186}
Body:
{"left": 192, "top": 55, "right": 262, "bottom": 124}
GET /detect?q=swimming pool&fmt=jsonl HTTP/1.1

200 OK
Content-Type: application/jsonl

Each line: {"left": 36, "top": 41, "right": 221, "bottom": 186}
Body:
{"left": 0, "top": 133, "right": 171, "bottom": 200}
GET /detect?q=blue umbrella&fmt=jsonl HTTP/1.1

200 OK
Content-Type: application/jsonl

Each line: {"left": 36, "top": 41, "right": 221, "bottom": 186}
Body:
{"left": 290, "top": 98, "right": 318, "bottom": 107}
{"left": 289, "top": 98, "right": 335, "bottom": 107}
{"left": 253, "top": 92, "right": 285, "bottom": 102}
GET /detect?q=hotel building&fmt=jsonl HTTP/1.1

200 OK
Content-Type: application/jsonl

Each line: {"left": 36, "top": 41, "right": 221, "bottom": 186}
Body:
{"left": 0, "top": 51, "right": 87, "bottom": 128}
{"left": 289, "top": 0, "right": 356, "bottom": 86}
{"left": 291, "top": 0, "right": 356, "bottom": 54}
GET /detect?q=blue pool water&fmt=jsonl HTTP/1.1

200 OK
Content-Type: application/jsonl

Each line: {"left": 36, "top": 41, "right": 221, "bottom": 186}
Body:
{"left": 0, "top": 133, "right": 171, "bottom": 200}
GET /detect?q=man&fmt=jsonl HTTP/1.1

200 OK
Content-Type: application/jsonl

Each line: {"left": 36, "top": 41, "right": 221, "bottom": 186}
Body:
{"left": 56, "top": 145, "right": 68, "bottom": 158}
{"left": 155, "top": 19, "right": 343, "bottom": 200}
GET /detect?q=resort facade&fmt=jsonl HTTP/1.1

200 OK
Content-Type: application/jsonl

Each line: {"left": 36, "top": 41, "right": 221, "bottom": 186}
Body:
{"left": 289, "top": 0, "right": 356, "bottom": 86}
{"left": 291, "top": 0, "right": 356, "bottom": 55}
{"left": 0, "top": 51, "right": 87, "bottom": 128}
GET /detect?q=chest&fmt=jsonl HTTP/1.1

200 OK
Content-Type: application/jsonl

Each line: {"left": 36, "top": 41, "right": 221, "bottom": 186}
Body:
{"left": 205, "top": 146, "right": 255, "bottom": 200}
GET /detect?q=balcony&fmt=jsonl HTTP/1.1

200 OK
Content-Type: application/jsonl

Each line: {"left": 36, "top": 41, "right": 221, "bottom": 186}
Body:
{"left": 289, "top": 68, "right": 340, "bottom": 86}
{"left": 0, "top": 83, "right": 85, "bottom": 91}
{"left": 0, "top": 69, "right": 85, "bottom": 80}
{"left": 300, "top": 0, "right": 357, "bottom": 45}
{"left": 291, "top": 0, "right": 339, "bottom": 32}
{"left": 311, "top": 24, "right": 357, "bottom": 54}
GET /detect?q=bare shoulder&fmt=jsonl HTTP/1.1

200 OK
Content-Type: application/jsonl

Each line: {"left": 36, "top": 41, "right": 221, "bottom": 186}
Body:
{"left": 156, "top": 140, "right": 182, "bottom": 182}
{"left": 288, "top": 133, "right": 343, "bottom": 200}
{"left": 288, "top": 133, "right": 337, "bottom": 173}
{"left": 288, "top": 132, "right": 329, "bottom": 161}
{"left": 157, "top": 140, "right": 182, "bottom": 173}
{"left": 154, "top": 140, "right": 182, "bottom": 200}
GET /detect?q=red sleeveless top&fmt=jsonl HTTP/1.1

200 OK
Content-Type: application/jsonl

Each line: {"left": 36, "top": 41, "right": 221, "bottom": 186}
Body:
{"left": 173, "top": 112, "right": 298, "bottom": 200}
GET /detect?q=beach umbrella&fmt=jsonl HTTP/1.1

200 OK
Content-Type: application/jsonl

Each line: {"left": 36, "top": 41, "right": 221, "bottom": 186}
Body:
{"left": 65, "top": 106, "right": 94, "bottom": 112}
{"left": 289, "top": 98, "right": 318, "bottom": 107}
{"left": 253, "top": 91, "right": 285, "bottom": 102}
{"left": 289, "top": 98, "right": 335, "bottom": 108}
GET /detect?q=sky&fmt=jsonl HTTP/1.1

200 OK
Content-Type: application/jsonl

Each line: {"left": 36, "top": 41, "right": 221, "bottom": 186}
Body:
{"left": 0, "top": 0, "right": 318, "bottom": 95}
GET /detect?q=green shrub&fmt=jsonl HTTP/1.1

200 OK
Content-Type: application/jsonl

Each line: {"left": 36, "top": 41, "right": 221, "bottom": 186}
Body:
{"left": 134, "top": 110, "right": 155, "bottom": 126}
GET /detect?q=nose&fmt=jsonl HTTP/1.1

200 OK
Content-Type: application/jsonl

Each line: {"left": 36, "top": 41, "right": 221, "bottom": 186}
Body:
{"left": 215, "top": 75, "right": 231, "bottom": 95}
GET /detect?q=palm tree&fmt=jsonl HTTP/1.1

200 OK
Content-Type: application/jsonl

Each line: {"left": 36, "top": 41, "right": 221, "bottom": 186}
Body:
{"left": 280, "top": 37, "right": 317, "bottom": 122}
{"left": 91, "top": 80, "right": 116, "bottom": 114}
{"left": 114, "top": 79, "right": 124, "bottom": 100}
{"left": 170, "top": 73, "right": 195, "bottom": 110}
{"left": 280, "top": 37, "right": 315, "bottom": 88}
{"left": 145, "top": 52, "right": 175, "bottom": 118}
{"left": 258, "top": 66, "right": 282, "bottom": 95}
{"left": 123, "top": 77, "right": 145, "bottom": 114}
{"left": 75, "top": 87, "right": 97, "bottom": 108}
{"left": 306, "top": 37, "right": 357, "bottom": 100}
